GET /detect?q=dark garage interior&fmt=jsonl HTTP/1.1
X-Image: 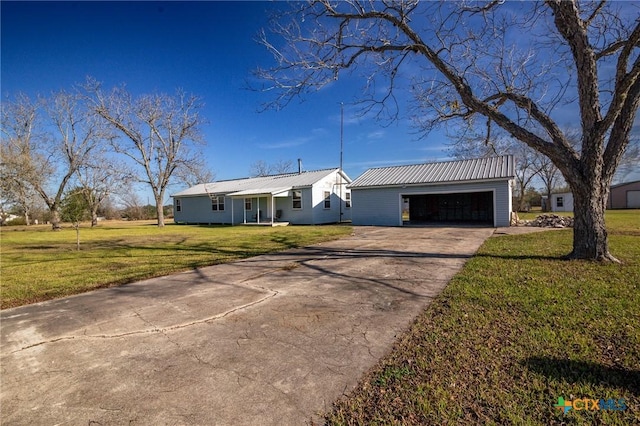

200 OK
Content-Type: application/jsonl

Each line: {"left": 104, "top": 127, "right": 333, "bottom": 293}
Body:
{"left": 405, "top": 192, "right": 494, "bottom": 225}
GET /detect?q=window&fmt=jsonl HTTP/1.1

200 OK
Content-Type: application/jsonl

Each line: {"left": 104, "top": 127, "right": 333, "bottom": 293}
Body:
{"left": 345, "top": 192, "right": 351, "bottom": 208}
{"left": 244, "top": 198, "right": 252, "bottom": 211}
{"left": 292, "top": 190, "right": 302, "bottom": 209}
{"left": 211, "top": 196, "right": 225, "bottom": 211}
{"left": 175, "top": 199, "right": 181, "bottom": 212}
{"left": 556, "top": 196, "right": 564, "bottom": 208}
{"left": 323, "top": 191, "right": 331, "bottom": 209}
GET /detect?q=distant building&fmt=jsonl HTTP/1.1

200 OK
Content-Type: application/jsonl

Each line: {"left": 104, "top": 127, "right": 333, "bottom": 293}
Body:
{"left": 550, "top": 192, "right": 573, "bottom": 212}
{"left": 608, "top": 180, "right": 640, "bottom": 209}
{"left": 544, "top": 180, "right": 640, "bottom": 213}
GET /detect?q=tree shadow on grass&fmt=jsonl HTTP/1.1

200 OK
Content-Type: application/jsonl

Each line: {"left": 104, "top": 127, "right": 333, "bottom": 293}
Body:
{"left": 523, "top": 356, "right": 640, "bottom": 395}
{"left": 475, "top": 253, "right": 566, "bottom": 261}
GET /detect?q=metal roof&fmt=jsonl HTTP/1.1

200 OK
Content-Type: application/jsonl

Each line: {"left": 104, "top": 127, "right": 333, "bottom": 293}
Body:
{"left": 226, "top": 187, "right": 290, "bottom": 197}
{"left": 610, "top": 180, "right": 640, "bottom": 189}
{"left": 349, "top": 155, "right": 514, "bottom": 188}
{"left": 172, "top": 168, "right": 351, "bottom": 197}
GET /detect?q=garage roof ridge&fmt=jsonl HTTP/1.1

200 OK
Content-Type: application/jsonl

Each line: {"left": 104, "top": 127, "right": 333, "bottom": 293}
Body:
{"left": 349, "top": 155, "right": 514, "bottom": 188}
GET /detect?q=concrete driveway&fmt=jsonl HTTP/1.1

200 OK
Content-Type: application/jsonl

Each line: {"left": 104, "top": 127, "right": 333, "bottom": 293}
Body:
{"left": 1, "top": 226, "right": 494, "bottom": 425}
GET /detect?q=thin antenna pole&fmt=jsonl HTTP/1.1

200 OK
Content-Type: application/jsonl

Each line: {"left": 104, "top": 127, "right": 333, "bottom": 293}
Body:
{"left": 340, "top": 102, "right": 344, "bottom": 172}
{"left": 339, "top": 102, "right": 344, "bottom": 222}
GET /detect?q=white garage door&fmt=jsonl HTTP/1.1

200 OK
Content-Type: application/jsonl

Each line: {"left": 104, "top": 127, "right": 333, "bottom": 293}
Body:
{"left": 627, "top": 191, "right": 640, "bottom": 208}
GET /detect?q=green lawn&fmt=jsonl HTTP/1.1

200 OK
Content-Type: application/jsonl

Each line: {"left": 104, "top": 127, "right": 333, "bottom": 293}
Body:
{"left": 0, "top": 221, "right": 352, "bottom": 309}
{"left": 327, "top": 210, "right": 640, "bottom": 425}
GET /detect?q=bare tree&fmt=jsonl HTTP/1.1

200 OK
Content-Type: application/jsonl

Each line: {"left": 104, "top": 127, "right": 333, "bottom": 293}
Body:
{"left": 1, "top": 146, "right": 35, "bottom": 225}
{"left": 450, "top": 136, "right": 542, "bottom": 212}
{"left": 613, "top": 136, "right": 640, "bottom": 184}
{"left": 75, "top": 154, "right": 133, "bottom": 227}
{"left": 1, "top": 92, "right": 102, "bottom": 230}
{"left": 533, "top": 151, "right": 564, "bottom": 212}
{"left": 118, "top": 189, "right": 145, "bottom": 221}
{"left": 257, "top": 0, "right": 640, "bottom": 261}
{"left": 249, "top": 159, "right": 294, "bottom": 176}
{"left": 87, "top": 81, "right": 206, "bottom": 227}
{"left": 172, "top": 156, "right": 215, "bottom": 187}
{"left": 1, "top": 94, "right": 41, "bottom": 226}
{"left": 512, "top": 144, "right": 544, "bottom": 212}
{"left": 447, "top": 130, "right": 511, "bottom": 160}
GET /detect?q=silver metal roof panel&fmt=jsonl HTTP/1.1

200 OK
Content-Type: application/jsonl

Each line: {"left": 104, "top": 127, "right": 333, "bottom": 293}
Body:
{"left": 349, "top": 155, "right": 514, "bottom": 188}
{"left": 172, "top": 168, "right": 350, "bottom": 197}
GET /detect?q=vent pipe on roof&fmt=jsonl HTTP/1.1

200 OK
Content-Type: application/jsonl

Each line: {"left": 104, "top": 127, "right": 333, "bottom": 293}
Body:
{"left": 298, "top": 158, "right": 302, "bottom": 174}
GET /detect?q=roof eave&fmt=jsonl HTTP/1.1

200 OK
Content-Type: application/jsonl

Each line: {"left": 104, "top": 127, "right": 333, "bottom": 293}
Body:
{"left": 348, "top": 176, "right": 515, "bottom": 190}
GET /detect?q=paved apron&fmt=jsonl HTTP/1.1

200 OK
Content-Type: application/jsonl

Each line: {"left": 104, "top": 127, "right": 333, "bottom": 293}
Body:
{"left": 1, "top": 226, "right": 494, "bottom": 425}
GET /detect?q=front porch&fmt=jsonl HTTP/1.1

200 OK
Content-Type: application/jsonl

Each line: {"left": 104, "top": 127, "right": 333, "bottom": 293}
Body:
{"left": 229, "top": 188, "right": 291, "bottom": 227}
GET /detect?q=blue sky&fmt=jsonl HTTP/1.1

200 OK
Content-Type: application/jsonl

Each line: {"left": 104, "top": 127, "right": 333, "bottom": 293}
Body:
{"left": 1, "top": 0, "right": 446, "bottom": 196}
{"left": 2, "top": 1, "right": 637, "bottom": 201}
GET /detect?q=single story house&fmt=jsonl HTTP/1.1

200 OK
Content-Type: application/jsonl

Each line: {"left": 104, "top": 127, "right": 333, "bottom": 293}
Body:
{"left": 349, "top": 155, "right": 515, "bottom": 227}
{"left": 608, "top": 180, "right": 640, "bottom": 209}
{"left": 171, "top": 168, "right": 352, "bottom": 226}
{"left": 551, "top": 192, "right": 574, "bottom": 212}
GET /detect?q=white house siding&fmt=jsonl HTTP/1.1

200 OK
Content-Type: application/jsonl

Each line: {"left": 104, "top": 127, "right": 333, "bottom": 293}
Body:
{"left": 551, "top": 192, "right": 574, "bottom": 212}
{"left": 351, "top": 180, "right": 512, "bottom": 227}
{"left": 275, "top": 187, "right": 315, "bottom": 224}
{"left": 174, "top": 196, "right": 240, "bottom": 224}
{"left": 312, "top": 174, "right": 342, "bottom": 224}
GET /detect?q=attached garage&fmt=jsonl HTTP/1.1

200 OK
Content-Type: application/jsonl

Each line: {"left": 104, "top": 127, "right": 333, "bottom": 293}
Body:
{"left": 406, "top": 192, "right": 494, "bottom": 224}
{"left": 350, "top": 156, "right": 515, "bottom": 227}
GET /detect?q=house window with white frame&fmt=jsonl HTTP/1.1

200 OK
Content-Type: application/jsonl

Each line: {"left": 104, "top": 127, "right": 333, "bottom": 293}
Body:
{"left": 292, "top": 190, "right": 302, "bottom": 209}
{"left": 175, "top": 198, "right": 181, "bottom": 212}
{"left": 244, "top": 198, "right": 252, "bottom": 211}
{"left": 556, "top": 196, "right": 564, "bottom": 208}
{"left": 323, "top": 191, "right": 331, "bottom": 209}
{"left": 211, "top": 196, "right": 225, "bottom": 211}
{"left": 345, "top": 192, "right": 351, "bottom": 208}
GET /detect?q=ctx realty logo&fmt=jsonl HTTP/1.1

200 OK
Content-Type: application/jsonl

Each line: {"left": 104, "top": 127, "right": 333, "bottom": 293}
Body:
{"left": 555, "top": 397, "right": 627, "bottom": 414}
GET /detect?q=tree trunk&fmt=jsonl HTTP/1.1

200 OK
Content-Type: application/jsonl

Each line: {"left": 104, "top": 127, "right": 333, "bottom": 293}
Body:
{"left": 516, "top": 182, "right": 527, "bottom": 212}
{"left": 568, "top": 180, "right": 618, "bottom": 262}
{"left": 156, "top": 196, "right": 165, "bottom": 227}
{"left": 545, "top": 189, "right": 552, "bottom": 212}
{"left": 50, "top": 208, "right": 62, "bottom": 231}
{"left": 91, "top": 209, "right": 98, "bottom": 227}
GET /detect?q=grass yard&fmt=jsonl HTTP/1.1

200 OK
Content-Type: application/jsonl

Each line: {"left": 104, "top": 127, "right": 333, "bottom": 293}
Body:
{"left": 327, "top": 209, "right": 640, "bottom": 425}
{"left": 0, "top": 220, "right": 352, "bottom": 309}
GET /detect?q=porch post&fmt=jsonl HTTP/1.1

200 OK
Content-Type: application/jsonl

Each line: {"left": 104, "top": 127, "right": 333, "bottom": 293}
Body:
{"left": 257, "top": 197, "right": 260, "bottom": 223}
{"left": 231, "top": 197, "right": 234, "bottom": 226}
{"left": 243, "top": 198, "right": 247, "bottom": 224}
{"left": 271, "top": 195, "right": 274, "bottom": 226}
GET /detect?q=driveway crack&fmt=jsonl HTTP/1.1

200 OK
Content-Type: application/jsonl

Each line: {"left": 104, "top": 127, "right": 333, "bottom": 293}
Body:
{"left": 8, "top": 290, "right": 278, "bottom": 354}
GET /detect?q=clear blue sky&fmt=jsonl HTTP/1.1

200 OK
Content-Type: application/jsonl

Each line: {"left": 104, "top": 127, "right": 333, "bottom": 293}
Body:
{"left": 2, "top": 1, "right": 637, "bottom": 201}
{"left": 1, "top": 0, "right": 447, "bottom": 196}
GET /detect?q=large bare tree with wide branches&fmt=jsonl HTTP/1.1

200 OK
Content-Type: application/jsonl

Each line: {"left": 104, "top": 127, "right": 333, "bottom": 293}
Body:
{"left": 1, "top": 91, "right": 104, "bottom": 230}
{"left": 86, "top": 81, "right": 208, "bottom": 227}
{"left": 256, "top": 0, "right": 640, "bottom": 262}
